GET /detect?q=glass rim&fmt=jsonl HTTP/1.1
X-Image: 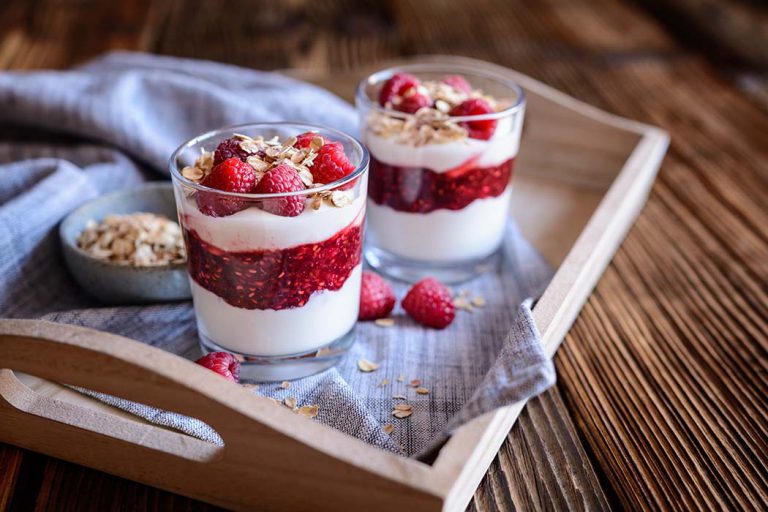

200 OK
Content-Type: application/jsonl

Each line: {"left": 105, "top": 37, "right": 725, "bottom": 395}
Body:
{"left": 355, "top": 62, "right": 526, "bottom": 122}
{"left": 169, "top": 122, "right": 370, "bottom": 199}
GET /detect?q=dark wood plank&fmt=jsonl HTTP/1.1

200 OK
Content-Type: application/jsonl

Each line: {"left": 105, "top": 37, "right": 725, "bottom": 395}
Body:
{"left": 471, "top": 389, "right": 611, "bottom": 511}
{"left": 0, "top": 0, "right": 156, "bottom": 69}
{"left": 2, "top": 449, "right": 47, "bottom": 512}
{"left": 635, "top": 0, "right": 768, "bottom": 71}
{"left": 152, "top": 0, "right": 401, "bottom": 73}
{"left": 0, "top": 445, "right": 23, "bottom": 510}
{"left": 30, "top": 458, "right": 223, "bottom": 512}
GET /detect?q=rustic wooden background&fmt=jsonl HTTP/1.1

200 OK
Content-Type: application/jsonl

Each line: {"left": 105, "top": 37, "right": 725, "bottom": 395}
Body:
{"left": 1, "top": 0, "right": 767, "bottom": 510}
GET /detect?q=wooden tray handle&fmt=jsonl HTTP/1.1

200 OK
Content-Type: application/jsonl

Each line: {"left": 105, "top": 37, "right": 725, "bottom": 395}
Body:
{"left": 0, "top": 319, "right": 286, "bottom": 451}
{"left": 0, "top": 319, "right": 439, "bottom": 510}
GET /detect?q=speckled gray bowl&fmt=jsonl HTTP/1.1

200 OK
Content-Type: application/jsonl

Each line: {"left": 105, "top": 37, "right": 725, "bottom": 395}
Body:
{"left": 60, "top": 182, "right": 191, "bottom": 305}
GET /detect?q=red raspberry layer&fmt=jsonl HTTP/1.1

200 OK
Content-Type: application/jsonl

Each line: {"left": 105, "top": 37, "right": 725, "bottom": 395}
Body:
{"left": 184, "top": 218, "right": 363, "bottom": 310}
{"left": 367, "top": 156, "right": 514, "bottom": 213}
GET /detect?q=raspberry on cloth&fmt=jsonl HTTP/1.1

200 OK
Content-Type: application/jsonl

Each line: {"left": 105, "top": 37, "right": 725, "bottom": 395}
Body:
{"left": 402, "top": 277, "right": 456, "bottom": 329}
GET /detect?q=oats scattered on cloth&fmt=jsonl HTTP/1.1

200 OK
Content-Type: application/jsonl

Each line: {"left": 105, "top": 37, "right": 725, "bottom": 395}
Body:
{"left": 298, "top": 405, "right": 319, "bottom": 419}
{"left": 357, "top": 358, "right": 380, "bottom": 372}
{"left": 454, "top": 296, "right": 474, "bottom": 312}
{"left": 392, "top": 404, "right": 414, "bottom": 419}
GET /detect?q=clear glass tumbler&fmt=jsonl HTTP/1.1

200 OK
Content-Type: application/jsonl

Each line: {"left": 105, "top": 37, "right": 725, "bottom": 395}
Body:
{"left": 356, "top": 63, "right": 525, "bottom": 283}
{"left": 170, "top": 123, "right": 369, "bottom": 381}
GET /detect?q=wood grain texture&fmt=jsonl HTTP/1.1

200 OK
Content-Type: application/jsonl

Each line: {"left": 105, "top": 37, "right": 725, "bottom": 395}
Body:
{"left": 470, "top": 389, "right": 610, "bottom": 512}
{"left": 0, "top": 446, "right": 23, "bottom": 510}
{"left": 0, "top": 0, "right": 766, "bottom": 510}
{"left": 33, "top": 458, "right": 224, "bottom": 512}
{"left": 635, "top": 0, "right": 768, "bottom": 70}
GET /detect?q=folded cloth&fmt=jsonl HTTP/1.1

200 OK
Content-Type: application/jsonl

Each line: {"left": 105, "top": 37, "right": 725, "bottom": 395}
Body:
{"left": 0, "top": 52, "right": 555, "bottom": 457}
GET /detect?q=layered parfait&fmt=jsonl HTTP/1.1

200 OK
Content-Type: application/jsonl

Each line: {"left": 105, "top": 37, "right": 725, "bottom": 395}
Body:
{"left": 170, "top": 124, "right": 368, "bottom": 378}
{"left": 357, "top": 65, "right": 525, "bottom": 282}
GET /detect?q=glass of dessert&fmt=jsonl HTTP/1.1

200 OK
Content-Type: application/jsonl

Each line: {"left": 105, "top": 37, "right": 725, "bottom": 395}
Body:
{"left": 170, "top": 123, "right": 368, "bottom": 380}
{"left": 356, "top": 64, "right": 525, "bottom": 283}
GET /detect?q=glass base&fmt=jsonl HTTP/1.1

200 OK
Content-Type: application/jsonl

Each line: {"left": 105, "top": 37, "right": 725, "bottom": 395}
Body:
{"left": 365, "top": 245, "right": 501, "bottom": 284}
{"left": 199, "top": 326, "right": 355, "bottom": 381}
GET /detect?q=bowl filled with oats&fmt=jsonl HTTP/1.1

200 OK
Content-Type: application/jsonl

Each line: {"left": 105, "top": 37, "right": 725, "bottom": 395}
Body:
{"left": 60, "top": 182, "right": 191, "bottom": 304}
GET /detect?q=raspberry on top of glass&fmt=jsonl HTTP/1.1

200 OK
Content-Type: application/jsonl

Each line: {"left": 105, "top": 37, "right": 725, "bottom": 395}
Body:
{"left": 170, "top": 124, "right": 369, "bottom": 372}
{"left": 375, "top": 72, "right": 504, "bottom": 141}
{"left": 180, "top": 131, "right": 357, "bottom": 218}
{"left": 356, "top": 64, "right": 525, "bottom": 283}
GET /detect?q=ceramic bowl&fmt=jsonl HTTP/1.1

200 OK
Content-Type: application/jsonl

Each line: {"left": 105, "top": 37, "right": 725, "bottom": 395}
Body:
{"left": 59, "top": 182, "right": 191, "bottom": 305}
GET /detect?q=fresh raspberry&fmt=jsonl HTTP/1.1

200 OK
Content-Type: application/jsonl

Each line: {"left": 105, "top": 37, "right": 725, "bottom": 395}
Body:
{"left": 294, "top": 131, "right": 325, "bottom": 149}
{"left": 359, "top": 271, "right": 396, "bottom": 320}
{"left": 402, "top": 277, "right": 456, "bottom": 329}
{"left": 449, "top": 98, "right": 497, "bottom": 140}
{"left": 254, "top": 164, "right": 305, "bottom": 217}
{"left": 442, "top": 75, "right": 472, "bottom": 93}
{"left": 202, "top": 158, "right": 257, "bottom": 192}
{"left": 197, "top": 157, "right": 257, "bottom": 217}
{"left": 195, "top": 352, "right": 241, "bottom": 382}
{"left": 213, "top": 137, "right": 258, "bottom": 166}
{"left": 396, "top": 93, "right": 432, "bottom": 114}
{"left": 378, "top": 72, "right": 420, "bottom": 106}
{"left": 311, "top": 141, "right": 355, "bottom": 185}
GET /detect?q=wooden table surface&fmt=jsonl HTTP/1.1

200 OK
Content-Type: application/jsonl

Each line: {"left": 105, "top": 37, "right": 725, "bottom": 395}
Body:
{"left": 1, "top": 0, "right": 766, "bottom": 510}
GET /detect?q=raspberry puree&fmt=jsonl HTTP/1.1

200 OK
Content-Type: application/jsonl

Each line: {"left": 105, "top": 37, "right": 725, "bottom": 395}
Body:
{"left": 367, "top": 156, "right": 514, "bottom": 213}
{"left": 184, "top": 218, "right": 363, "bottom": 310}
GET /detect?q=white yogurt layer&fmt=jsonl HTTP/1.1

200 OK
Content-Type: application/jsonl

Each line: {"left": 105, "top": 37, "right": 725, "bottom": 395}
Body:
{"left": 364, "top": 114, "right": 521, "bottom": 173}
{"left": 182, "top": 185, "right": 366, "bottom": 252}
{"left": 367, "top": 186, "right": 512, "bottom": 262}
{"left": 192, "top": 265, "right": 362, "bottom": 357}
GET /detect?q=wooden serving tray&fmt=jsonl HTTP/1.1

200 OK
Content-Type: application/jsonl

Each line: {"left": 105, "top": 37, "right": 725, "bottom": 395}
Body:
{"left": 0, "top": 58, "right": 668, "bottom": 511}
